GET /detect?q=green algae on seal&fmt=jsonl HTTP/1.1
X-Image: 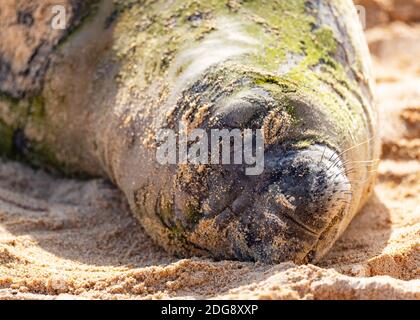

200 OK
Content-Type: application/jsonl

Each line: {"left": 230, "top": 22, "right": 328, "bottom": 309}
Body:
{"left": 0, "top": 0, "right": 380, "bottom": 264}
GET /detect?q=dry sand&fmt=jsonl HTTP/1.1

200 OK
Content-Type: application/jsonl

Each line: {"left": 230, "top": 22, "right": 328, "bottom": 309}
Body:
{"left": 0, "top": 1, "right": 419, "bottom": 300}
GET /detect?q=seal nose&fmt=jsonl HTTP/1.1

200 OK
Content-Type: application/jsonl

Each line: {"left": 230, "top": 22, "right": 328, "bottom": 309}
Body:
{"left": 223, "top": 144, "right": 351, "bottom": 263}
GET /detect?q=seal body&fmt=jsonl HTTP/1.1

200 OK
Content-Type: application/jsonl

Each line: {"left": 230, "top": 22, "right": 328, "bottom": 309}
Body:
{"left": 0, "top": 0, "right": 380, "bottom": 263}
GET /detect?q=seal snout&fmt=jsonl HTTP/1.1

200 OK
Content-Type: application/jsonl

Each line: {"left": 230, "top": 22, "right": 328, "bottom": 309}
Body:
{"left": 224, "top": 144, "right": 351, "bottom": 263}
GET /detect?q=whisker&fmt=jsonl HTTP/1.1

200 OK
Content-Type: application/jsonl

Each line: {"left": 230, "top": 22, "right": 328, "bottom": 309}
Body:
{"left": 318, "top": 145, "right": 327, "bottom": 165}
{"left": 345, "top": 168, "right": 378, "bottom": 175}
{"left": 330, "top": 157, "right": 380, "bottom": 172}
{"left": 338, "top": 158, "right": 380, "bottom": 169}
{"left": 346, "top": 178, "right": 371, "bottom": 185}
{"left": 327, "top": 136, "right": 377, "bottom": 169}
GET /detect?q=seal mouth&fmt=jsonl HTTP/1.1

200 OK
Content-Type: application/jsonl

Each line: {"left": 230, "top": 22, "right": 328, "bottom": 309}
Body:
{"left": 210, "top": 144, "right": 352, "bottom": 263}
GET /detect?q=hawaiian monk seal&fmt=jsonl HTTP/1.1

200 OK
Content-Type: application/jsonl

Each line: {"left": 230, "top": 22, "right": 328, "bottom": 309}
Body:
{"left": 0, "top": 0, "right": 380, "bottom": 263}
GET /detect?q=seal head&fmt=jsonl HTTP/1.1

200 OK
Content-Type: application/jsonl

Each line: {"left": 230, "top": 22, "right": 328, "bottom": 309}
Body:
{"left": 155, "top": 74, "right": 353, "bottom": 263}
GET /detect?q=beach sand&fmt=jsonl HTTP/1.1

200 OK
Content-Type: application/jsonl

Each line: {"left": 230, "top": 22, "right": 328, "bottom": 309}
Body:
{"left": 0, "top": 0, "right": 419, "bottom": 299}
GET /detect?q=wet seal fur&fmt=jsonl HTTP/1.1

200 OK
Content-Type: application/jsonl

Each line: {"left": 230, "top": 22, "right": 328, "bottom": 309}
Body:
{"left": 0, "top": 0, "right": 380, "bottom": 264}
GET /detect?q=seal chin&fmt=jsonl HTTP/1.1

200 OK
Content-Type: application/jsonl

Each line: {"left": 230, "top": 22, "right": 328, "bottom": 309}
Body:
{"left": 215, "top": 144, "right": 351, "bottom": 264}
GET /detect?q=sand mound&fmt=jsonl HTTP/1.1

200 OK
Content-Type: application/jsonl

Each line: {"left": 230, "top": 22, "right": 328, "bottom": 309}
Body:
{"left": 0, "top": 2, "right": 419, "bottom": 300}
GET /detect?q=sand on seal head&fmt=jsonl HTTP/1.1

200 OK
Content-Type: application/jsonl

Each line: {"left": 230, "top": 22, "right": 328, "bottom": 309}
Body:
{"left": 0, "top": 0, "right": 419, "bottom": 300}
